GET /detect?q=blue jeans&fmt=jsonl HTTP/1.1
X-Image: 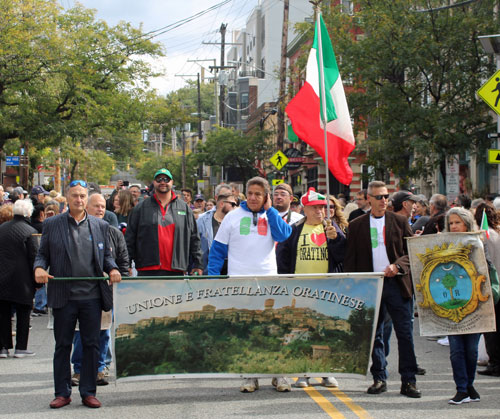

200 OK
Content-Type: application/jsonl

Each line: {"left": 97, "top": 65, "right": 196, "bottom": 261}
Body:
{"left": 72, "top": 329, "right": 110, "bottom": 373}
{"left": 449, "top": 333, "right": 480, "bottom": 392}
{"left": 370, "top": 278, "right": 417, "bottom": 383}
{"left": 34, "top": 285, "right": 47, "bottom": 311}
{"left": 53, "top": 299, "right": 102, "bottom": 399}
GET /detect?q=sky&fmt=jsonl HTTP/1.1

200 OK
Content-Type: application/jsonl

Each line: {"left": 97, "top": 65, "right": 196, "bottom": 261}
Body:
{"left": 62, "top": 0, "right": 261, "bottom": 95}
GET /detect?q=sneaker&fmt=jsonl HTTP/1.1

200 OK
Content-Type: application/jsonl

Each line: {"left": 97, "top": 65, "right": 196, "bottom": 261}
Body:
{"left": 467, "top": 386, "right": 480, "bottom": 402}
{"left": 400, "top": 382, "right": 421, "bottom": 398}
{"left": 274, "top": 377, "right": 291, "bottom": 392}
{"left": 295, "top": 377, "right": 310, "bottom": 388}
{"left": 321, "top": 377, "right": 338, "bottom": 388}
{"left": 71, "top": 373, "right": 80, "bottom": 387}
{"left": 0, "top": 348, "right": 9, "bottom": 358}
{"left": 103, "top": 366, "right": 110, "bottom": 378}
{"left": 448, "top": 391, "right": 470, "bottom": 405}
{"left": 33, "top": 308, "right": 48, "bottom": 315}
{"left": 437, "top": 337, "right": 449, "bottom": 346}
{"left": 367, "top": 380, "right": 387, "bottom": 394}
{"left": 96, "top": 371, "right": 109, "bottom": 386}
{"left": 13, "top": 350, "right": 35, "bottom": 358}
{"left": 240, "top": 378, "right": 259, "bottom": 393}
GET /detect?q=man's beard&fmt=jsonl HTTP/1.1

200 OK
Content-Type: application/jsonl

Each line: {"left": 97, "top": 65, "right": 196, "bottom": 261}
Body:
{"left": 274, "top": 203, "right": 288, "bottom": 213}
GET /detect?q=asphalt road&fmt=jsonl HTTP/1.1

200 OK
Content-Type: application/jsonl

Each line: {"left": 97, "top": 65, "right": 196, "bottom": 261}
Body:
{"left": 1, "top": 314, "right": 499, "bottom": 418}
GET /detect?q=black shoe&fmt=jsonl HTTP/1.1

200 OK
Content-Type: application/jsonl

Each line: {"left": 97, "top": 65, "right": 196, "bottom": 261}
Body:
{"left": 477, "top": 368, "right": 500, "bottom": 377}
{"left": 400, "top": 382, "right": 421, "bottom": 398}
{"left": 367, "top": 380, "right": 387, "bottom": 394}
{"left": 448, "top": 391, "right": 470, "bottom": 405}
{"left": 467, "top": 386, "right": 480, "bottom": 402}
{"left": 33, "top": 308, "right": 47, "bottom": 315}
{"left": 416, "top": 366, "right": 426, "bottom": 375}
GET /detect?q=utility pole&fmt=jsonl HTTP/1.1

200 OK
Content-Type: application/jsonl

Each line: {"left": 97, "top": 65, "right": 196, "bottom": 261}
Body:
{"left": 277, "top": 0, "right": 289, "bottom": 151}
{"left": 197, "top": 73, "right": 202, "bottom": 141}
{"left": 219, "top": 23, "right": 227, "bottom": 127}
{"left": 182, "top": 128, "right": 186, "bottom": 188}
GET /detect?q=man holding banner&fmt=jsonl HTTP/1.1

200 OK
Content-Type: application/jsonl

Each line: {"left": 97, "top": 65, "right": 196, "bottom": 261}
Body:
{"left": 344, "top": 180, "right": 421, "bottom": 398}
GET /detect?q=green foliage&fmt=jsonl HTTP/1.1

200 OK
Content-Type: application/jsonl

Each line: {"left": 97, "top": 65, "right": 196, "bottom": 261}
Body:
{"left": 293, "top": 0, "right": 499, "bottom": 184}
{"left": 196, "top": 127, "right": 273, "bottom": 183}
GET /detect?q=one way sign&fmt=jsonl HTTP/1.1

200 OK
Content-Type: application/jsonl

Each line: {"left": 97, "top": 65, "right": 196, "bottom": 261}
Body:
{"left": 488, "top": 149, "right": 500, "bottom": 164}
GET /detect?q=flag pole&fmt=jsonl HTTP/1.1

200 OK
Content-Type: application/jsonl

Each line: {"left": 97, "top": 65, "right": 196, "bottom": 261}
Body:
{"left": 313, "top": 1, "right": 331, "bottom": 220}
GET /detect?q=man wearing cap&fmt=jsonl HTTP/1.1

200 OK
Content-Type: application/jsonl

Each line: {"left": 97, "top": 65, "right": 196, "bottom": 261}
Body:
{"left": 10, "top": 186, "right": 26, "bottom": 203}
{"left": 34, "top": 180, "right": 121, "bottom": 409}
{"left": 272, "top": 183, "right": 303, "bottom": 225}
{"left": 392, "top": 191, "right": 417, "bottom": 221}
{"left": 277, "top": 187, "right": 345, "bottom": 389}
{"left": 344, "top": 180, "right": 421, "bottom": 398}
{"left": 193, "top": 194, "right": 206, "bottom": 212}
{"left": 125, "top": 169, "right": 203, "bottom": 277}
{"left": 208, "top": 176, "right": 292, "bottom": 393}
{"left": 31, "top": 185, "right": 49, "bottom": 206}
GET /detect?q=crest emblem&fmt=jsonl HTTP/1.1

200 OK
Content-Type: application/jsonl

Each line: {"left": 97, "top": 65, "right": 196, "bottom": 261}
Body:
{"left": 416, "top": 243, "right": 489, "bottom": 323}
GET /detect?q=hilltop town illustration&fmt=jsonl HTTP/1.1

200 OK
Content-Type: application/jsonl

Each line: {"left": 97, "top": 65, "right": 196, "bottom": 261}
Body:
{"left": 115, "top": 298, "right": 374, "bottom": 378}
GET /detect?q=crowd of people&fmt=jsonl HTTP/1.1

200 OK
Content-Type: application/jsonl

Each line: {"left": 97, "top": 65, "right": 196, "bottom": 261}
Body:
{"left": 0, "top": 173, "right": 499, "bottom": 409}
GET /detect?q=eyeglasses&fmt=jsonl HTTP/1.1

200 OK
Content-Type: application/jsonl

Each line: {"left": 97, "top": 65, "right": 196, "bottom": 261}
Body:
{"left": 69, "top": 180, "right": 88, "bottom": 188}
{"left": 155, "top": 177, "right": 170, "bottom": 183}
{"left": 224, "top": 201, "right": 237, "bottom": 207}
{"left": 369, "top": 194, "right": 389, "bottom": 200}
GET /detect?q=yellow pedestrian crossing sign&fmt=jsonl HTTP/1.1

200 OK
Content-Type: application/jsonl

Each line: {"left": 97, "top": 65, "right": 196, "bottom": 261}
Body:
{"left": 478, "top": 70, "right": 500, "bottom": 116}
{"left": 270, "top": 150, "right": 288, "bottom": 171}
{"left": 488, "top": 149, "right": 500, "bottom": 164}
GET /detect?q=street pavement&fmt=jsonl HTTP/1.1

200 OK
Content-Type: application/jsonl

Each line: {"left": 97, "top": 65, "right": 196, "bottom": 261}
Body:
{"left": 1, "top": 314, "right": 499, "bottom": 418}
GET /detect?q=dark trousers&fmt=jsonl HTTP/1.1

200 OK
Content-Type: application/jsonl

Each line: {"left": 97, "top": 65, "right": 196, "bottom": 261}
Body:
{"left": 0, "top": 300, "right": 31, "bottom": 350}
{"left": 53, "top": 299, "right": 102, "bottom": 399}
{"left": 484, "top": 300, "right": 500, "bottom": 371}
{"left": 370, "top": 279, "right": 418, "bottom": 383}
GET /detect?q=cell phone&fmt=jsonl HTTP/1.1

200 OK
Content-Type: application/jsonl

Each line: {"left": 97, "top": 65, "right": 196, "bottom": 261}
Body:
{"left": 123, "top": 181, "right": 129, "bottom": 187}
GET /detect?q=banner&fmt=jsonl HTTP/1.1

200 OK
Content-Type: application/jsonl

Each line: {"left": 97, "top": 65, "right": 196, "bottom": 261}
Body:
{"left": 113, "top": 274, "right": 383, "bottom": 382}
{"left": 407, "top": 232, "right": 496, "bottom": 336}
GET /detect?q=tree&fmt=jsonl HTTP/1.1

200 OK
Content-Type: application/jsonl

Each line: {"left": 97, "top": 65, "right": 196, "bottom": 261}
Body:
{"left": 442, "top": 273, "right": 457, "bottom": 301}
{"left": 196, "top": 127, "right": 274, "bottom": 184}
{"left": 293, "top": 0, "right": 498, "bottom": 186}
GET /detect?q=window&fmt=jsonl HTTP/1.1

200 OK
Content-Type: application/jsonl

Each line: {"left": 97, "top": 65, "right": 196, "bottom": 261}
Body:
{"left": 341, "top": 0, "right": 354, "bottom": 15}
{"left": 240, "top": 92, "right": 249, "bottom": 116}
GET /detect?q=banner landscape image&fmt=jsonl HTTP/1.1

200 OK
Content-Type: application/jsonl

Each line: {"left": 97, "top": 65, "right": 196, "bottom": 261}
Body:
{"left": 113, "top": 275, "right": 383, "bottom": 381}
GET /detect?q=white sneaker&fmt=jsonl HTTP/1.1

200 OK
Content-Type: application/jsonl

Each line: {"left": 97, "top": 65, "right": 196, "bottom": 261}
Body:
{"left": 437, "top": 337, "right": 449, "bottom": 346}
{"left": 240, "top": 378, "right": 259, "bottom": 393}
{"left": 321, "top": 377, "right": 338, "bottom": 388}
{"left": 13, "top": 350, "right": 35, "bottom": 358}
{"left": 295, "top": 377, "right": 310, "bottom": 388}
{"left": 0, "top": 348, "right": 9, "bottom": 358}
{"left": 274, "top": 377, "right": 291, "bottom": 392}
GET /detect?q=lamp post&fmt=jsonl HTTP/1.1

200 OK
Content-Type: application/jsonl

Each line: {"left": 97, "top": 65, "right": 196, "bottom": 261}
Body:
{"left": 479, "top": 34, "right": 500, "bottom": 193}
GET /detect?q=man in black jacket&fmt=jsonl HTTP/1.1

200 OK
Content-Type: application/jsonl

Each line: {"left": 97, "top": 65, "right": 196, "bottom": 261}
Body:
{"left": 34, "top": 180, "right": 121, "bottom": 409}
{"left": 125, "top": 168, "right": 202, "bottom": 276}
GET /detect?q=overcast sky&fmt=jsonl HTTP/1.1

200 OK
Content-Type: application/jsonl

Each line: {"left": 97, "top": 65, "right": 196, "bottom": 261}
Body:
{"left": 62, "top": 0, "right": 260, "bottom": 95}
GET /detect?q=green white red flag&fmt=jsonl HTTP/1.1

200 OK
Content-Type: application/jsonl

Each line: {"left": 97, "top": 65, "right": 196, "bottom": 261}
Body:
{"left": 285, "top": 15, "right": 355, "bottom": 185}
{"left": 481, "top": 210, "right": 490, "bottom": 239}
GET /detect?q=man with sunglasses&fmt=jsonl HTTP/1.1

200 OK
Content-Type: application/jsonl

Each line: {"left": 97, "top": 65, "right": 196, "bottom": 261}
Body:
{"left": 345, "top": 181, "right": 421, "bottom": 398}
{"left": 197, "top": 193, "right": 238, "bottom": 274}
{"left": 125, "top": 168, "right": 203, "bottom": 277}
{"left": 34, "top": 180, "right": 121, "bottom": 409}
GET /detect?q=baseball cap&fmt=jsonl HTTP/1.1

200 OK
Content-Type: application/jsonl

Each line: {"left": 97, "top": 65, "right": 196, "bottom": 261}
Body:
{"left": 194, "top": 194, "right": 205, "bottom": 201}
{"left": 154, "top": 168, "right": 173, "bottom": 180}
{"left": 31, "top": 185, "right": 49, "bottom": 196}
{"left": 300, "top": 187, "right": 326, "bottom": 206}
{"left": 391, "top": 191, "right": 418, "bottom": 207}
{"left": 274, "top": 183, "right": 293, "bottom": 195}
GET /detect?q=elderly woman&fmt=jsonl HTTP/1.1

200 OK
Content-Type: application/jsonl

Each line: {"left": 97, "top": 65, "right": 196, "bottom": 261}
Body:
{"left": 444, "top": 207, "right": 484, "bottom": 404}
{"left": 0, "top": 200, "right": 39, "bottom": 358}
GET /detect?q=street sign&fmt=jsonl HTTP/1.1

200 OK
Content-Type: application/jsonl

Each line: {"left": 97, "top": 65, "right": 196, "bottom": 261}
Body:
{"left": 272, "top": 179, "right": 284, "bottom": 186}
{"left": 488, "top": 149, "right": 500, "bottom": 164}
{"left": 477, "top": 69, "right": 500, "bottom": 116}
{"left": 284, "top": 148, "right": 305, "bottom": 170}
{"left": 270, "top": 150, "right": 288, "bottom": 171}
{"left": 6, "top": 156, "right": 20, "bottom": 166}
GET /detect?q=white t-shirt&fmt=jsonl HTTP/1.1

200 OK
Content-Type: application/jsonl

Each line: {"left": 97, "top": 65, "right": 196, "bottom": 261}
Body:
{"left": 278, "top": 209, "right": 304, "bottom": 225}
{"left": 214, "top": 207, "right": 277, "bottom": 275}
{"left": 370, "top": 215, "right": 390, "bottom": 273}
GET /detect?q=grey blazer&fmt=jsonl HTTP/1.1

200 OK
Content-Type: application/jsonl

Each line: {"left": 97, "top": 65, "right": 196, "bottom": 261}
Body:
{"left": 34, "top": 212, "right": 118, "bottom": 311}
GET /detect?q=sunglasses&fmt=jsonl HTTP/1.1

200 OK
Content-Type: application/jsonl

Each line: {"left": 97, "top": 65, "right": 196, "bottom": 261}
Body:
{"left": 224, "top": 201, "right": 237, "bottom": 207}
{"left": 369, "top": 194, "right": 389, "bottom": 200}
{"left": 155, "top": 177, "right": 171, "bottom": 183}
{"left": 69, "top": 180, "right": 88, "bottom": 188}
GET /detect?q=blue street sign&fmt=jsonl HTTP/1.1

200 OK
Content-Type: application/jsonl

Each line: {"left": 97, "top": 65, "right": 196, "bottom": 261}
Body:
{"left": 6, "top": 156, "right": 20, "bottom": 166}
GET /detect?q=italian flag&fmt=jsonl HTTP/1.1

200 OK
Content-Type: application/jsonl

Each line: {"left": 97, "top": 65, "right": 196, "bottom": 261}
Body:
{"left": 481, "top": 210, "right": 490, "bottom": 239}
{"left": 285, "top": 15, "right": 355, "bottom": 185}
